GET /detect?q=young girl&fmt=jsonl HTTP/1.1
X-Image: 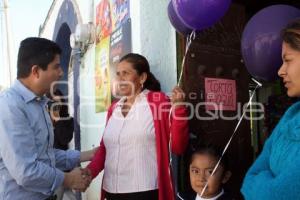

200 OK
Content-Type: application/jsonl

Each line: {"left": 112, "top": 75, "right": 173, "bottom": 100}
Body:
{"left": 178, "top": 144, "right": 233, "bottom": 200}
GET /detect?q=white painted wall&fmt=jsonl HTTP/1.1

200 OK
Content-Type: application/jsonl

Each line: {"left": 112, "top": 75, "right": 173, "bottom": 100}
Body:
{"left": 137, "top": 0, "right": 177, "bottom": 92}
{"left": 40, "top": 0, "right": 64, "bottom": 39}
{"left": 79, "top": 43, "right": 104, "bottom": 200}
{"left": 40, "top": 0, "right": 177, "bottom": 199}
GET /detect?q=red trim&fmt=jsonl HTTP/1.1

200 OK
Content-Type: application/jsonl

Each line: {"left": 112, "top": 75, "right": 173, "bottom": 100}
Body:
{"left": 87, "top": 92, "right": 189, "bottom": 200}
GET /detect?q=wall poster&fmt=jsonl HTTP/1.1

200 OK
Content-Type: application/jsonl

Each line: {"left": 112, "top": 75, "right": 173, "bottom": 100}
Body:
{"left": 95, "top": 0, "right": 131, "bottom": 112}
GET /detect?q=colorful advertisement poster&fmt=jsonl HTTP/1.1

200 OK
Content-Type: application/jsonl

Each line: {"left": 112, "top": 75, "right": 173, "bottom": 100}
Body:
{"left": 95, "top": 0, "right": 131, "bottom": 113}
{"left": 205, "top": 78, "right": 236, "bottom": 111}
{"left": 96, "top": 0, "right": 129, "bottom": 42}
{"left": 111, "top": 0, "right": 130, "bottom": 30}
{"left": 96, "top": 0, "right": 113, "bottom": 42}
{"left": 95, "top": 37, "right": 111, "bottom": 113}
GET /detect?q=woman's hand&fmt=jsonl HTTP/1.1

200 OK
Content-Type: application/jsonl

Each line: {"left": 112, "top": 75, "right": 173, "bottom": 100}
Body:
{"left": 64, "top": 167, "right": 91, "bottom": 192}
{"left": 171, "top": 86, "right": 186, "bottom": 107}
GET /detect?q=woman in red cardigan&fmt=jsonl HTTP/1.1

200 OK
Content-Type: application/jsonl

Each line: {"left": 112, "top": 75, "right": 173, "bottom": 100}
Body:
{"left": 86, "top": 53, "right": 189, "bottom": 200}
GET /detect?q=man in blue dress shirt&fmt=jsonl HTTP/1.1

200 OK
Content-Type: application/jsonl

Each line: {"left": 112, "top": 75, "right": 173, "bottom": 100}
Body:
{"left": 0, "top": 37, "right": 93, "bottom": 200}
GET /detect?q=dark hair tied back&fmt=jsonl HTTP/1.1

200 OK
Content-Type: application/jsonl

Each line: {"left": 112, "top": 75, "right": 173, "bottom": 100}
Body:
{"left": 120, "top": 53, "right": 161, "bottom": 91}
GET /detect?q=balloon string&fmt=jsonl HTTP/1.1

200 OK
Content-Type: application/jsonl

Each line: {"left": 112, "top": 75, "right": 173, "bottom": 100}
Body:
{"left": 177, "top": 30, "right": 196, "bottom": 87}
{"left": 168, "top": 30, "right": 196, "bottom": 194}
{"left": 170, "top": 30, "right": 196, "bottom": 166}
{"left": 200, "top": 80, "right": 262, "bottom": 197}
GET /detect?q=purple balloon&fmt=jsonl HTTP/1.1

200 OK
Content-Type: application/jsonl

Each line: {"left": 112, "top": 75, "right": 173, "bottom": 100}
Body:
{"left": 241, "top": 5, "right": 300, "bottom": 81}
{"left": 172, "top": 0, "right": 232, "bottom": 30}
{"left": 167, "top": 2, "right": 192, "bottom": 36}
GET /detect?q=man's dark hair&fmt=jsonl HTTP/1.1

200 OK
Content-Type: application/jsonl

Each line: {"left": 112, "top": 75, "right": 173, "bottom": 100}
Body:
{"left": 17, "top": 37, "right": 62, "bottom": 79}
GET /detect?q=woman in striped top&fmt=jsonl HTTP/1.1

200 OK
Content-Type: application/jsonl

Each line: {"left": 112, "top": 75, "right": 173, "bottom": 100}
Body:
{"left": 86, "top": 53, "right": 189, "bottom": 200}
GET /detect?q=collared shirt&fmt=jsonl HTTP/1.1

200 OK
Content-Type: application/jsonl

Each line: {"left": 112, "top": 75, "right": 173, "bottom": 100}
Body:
{"left": 103, "top": 90, "right": 158, "bottom": 193}
{"left": 0, "top": 80, "right": 80, "bottom": 200}
{"left": 195, "top": 189, "right": 224, "bottom": 200}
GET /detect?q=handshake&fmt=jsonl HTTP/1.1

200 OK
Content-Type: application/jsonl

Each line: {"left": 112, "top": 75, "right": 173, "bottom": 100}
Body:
{"left": 63, "top": 167, "right": 92, "bottom": 192}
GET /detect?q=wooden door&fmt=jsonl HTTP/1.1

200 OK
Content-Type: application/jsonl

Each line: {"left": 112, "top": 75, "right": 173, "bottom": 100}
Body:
{"left": 180, "top": 4, "right": 252, "bottom": 199}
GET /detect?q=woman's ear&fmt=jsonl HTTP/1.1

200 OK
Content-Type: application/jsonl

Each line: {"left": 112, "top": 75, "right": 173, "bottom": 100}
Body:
{"left": 140, "top": 72, "right": 147, "bottom": 85}
{"left": 222, "top": 171, "right": 232, "bottom": 184}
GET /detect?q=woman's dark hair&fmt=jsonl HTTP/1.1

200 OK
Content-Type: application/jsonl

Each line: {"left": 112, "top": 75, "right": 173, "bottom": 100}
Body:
{"left": 120, "top": 53, "right": 161, "bottom": 91}
{"left": 282, "top": 18, "right": 300, "bottom": 51}
{"left": 190, "top": 143, "right": 229, "bottom": 171}
{"left": 17, "top": 37, "right": 62, "bottom": 79}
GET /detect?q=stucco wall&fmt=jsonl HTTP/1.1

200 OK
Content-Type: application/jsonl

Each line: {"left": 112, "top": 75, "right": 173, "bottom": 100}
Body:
{"left": 138, "top": 0, "right": 177, "bottom": 92}
{"left": 40, "top": 0, "right": 63, "bottom": 39}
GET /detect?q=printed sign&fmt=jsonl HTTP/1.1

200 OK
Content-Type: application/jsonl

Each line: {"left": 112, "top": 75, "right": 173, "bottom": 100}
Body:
{"left": 205, "top": 78, "right": 236, "bottom": 111}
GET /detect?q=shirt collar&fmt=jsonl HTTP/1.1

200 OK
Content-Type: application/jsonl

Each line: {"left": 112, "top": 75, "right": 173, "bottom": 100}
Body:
{"left": 116, "top": 89, "right": 149, "bottom": 107}
{"left": 195, "top": 189, "right": 224, "bottom": 200}
{"left": 12, "top": 80, "right": 49, "bottom": 104}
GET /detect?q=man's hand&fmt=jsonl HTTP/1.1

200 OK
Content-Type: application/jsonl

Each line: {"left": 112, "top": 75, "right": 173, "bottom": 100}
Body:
{"left": 81, "top": 168, "right": 92, "bottom": 179}
{"left": 63, "top": 167, "right": 91, "bottom": 192}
